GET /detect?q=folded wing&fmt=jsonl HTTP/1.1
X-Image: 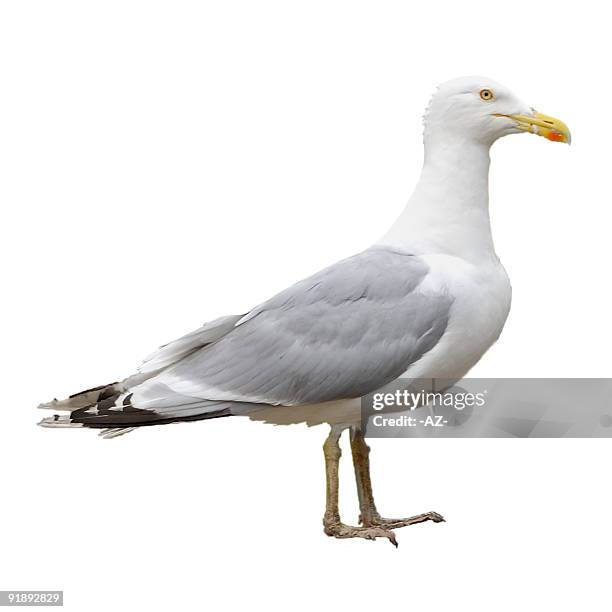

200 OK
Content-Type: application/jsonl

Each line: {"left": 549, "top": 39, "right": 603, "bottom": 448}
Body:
{"left": 130, "top": 247, "right": 453, "bottom": 409}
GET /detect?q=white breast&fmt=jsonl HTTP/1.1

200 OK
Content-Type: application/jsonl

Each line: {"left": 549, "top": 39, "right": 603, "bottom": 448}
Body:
{"left": 403, "top": 253, "right": 512, "bottom": 380}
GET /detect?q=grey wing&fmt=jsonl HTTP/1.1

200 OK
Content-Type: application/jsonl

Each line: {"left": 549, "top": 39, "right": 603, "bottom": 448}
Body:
{"left": 128, "top": 247, "right": 453, "bottom": 409}
{"left": 139, "top": 314, "right": 245, "bottom": 374}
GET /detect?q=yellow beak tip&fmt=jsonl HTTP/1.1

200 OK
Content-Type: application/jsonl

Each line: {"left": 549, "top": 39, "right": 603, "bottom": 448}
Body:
{"left": 531, "top": 111, "right": 571, "bottom": 145}
{"left": 502, "top": 111, "right": 571, "bottom": 145}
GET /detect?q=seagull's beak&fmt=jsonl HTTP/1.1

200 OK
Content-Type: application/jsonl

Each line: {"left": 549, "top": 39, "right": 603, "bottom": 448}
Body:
{"left": 495, "top": 111, "right": 571, "bottom": 144}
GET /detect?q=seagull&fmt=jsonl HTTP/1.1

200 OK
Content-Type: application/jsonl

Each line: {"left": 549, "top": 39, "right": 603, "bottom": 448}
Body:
{"left": 39, "top": 77, "right": 570, "bottom": 546}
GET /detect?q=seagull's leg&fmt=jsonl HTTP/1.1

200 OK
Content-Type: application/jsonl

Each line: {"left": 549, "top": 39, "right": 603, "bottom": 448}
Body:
{"left": 322, "top": 427, "right": 398, "bottom": 546}
{"left": 350, "top": 427, "right": 383, "bottom": 525}
{"left": 350, "top": 427, "right": 445, "bottom": 529}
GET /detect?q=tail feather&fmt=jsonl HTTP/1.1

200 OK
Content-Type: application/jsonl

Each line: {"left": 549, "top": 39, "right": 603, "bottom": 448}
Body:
{"left": 38, "top": 382, "right": 121, "bottom": 412}
{"left": 38, "top": 317, "right": 247, "bottom": 436}
{"left": 98, "top": 427, "right": 138, "bottom": 439}
{"left": 38, "top": 381, "right": 233, "bottom": 434}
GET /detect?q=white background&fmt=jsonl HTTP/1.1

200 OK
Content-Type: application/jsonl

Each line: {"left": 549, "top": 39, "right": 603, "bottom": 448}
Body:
{"left": 1, "top": 1, "right": 611, "bottom": 610}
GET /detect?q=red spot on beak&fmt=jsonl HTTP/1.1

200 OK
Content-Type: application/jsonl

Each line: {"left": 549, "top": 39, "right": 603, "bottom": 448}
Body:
{"left": 547, "top": 131, "right": 564, "bottom": 142}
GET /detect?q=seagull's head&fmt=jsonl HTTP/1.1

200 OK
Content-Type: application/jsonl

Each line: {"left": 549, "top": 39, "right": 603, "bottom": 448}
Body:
{"left": 423, "top": 76, "right": 571, "bottom": 147}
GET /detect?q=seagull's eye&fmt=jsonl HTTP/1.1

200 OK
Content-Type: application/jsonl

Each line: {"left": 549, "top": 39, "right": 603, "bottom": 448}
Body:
{"left": 479, "top": 89, "right": 494, "bottom": 101}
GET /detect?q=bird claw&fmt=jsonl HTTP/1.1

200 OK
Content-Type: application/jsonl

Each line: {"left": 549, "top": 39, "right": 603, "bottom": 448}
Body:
{"left": 360, "top": 510, "right": 445, "bottom": 529}
{"left": 324, "top": 521, "right": 398, "bottom": 547}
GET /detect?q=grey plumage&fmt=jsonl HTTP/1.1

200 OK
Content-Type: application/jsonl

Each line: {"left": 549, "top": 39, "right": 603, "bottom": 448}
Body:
{"left": 139, "top": 314, "right": 244, "bottom": 374}
{"left": 39, "top": 246, "right": 453, "bottom": 432}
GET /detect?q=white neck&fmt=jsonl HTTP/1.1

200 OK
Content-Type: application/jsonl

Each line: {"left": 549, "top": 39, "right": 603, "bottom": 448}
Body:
{"left": 377, "top": 137, "right": 498, "bottom": 263}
